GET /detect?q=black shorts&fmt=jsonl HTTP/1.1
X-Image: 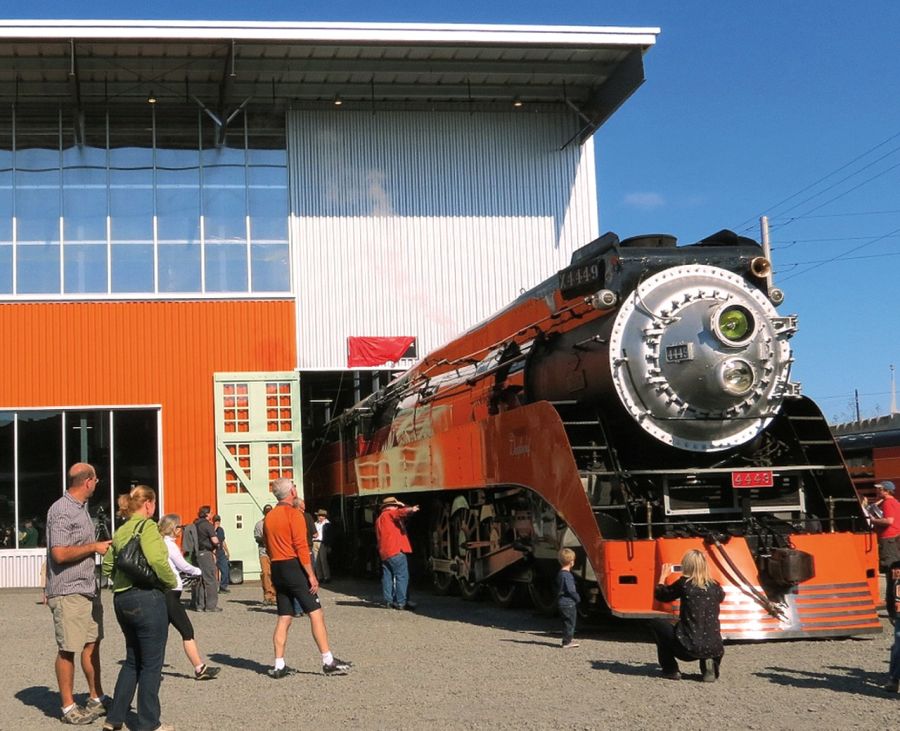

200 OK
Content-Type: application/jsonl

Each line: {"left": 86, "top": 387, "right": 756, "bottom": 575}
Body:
{"left": 271, "top": 559, "right": 321, "bottom": 616}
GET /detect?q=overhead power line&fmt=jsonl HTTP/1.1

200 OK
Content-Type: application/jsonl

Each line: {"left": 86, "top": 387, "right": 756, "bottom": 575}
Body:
{"left": 771, "top": 234, "right": 900, "bottom": 248}
{"left": 780, "top": 249, "right": 900, "bottom": 269}
{"left": 769, "top": 157, "right": 900, "bottom": 232}
{"left": 734, "top": 128, "right": 900, "bottom": 232}
{"left": 769, "top": 209, "right": 900, "bottom": 220}
{"left": 778, "top": 225, "right": 900, "bottom": 281}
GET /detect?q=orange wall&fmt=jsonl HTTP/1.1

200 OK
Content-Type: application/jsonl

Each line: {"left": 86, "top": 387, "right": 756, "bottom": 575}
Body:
{"left": 1, "top": 299, "right": 295, "bottom": 522}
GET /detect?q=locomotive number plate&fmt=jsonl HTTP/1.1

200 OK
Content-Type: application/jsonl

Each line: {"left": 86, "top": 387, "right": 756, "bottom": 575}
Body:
{"left": 558, "top": 261, "right": 603, "bottom": 298}
{"left": 665, "top": 343, "right": 693, "bottom": 363}
{"left": 731, "top": 470, "right": 774, "bottom": 489}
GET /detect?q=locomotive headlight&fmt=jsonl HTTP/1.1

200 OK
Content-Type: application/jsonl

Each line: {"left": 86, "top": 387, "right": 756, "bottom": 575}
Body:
{"left": 713, "top": 304, "right": 755, "bottom": 346}
{"left": 719, "top": 358, "right": 755, "bottom": 395}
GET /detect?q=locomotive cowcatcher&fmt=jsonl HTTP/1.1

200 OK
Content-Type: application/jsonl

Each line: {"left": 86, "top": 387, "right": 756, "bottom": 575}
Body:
{"left": 305, "top": 230, "right": 881, "bottom": 639}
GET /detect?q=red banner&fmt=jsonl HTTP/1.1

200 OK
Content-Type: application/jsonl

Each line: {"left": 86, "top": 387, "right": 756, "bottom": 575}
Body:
{"left": 347, "top": 336, "right": 415, "bottom": 368}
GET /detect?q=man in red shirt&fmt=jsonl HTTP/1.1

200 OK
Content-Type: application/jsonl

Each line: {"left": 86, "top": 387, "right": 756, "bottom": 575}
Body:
{"left": 375, "top": 496, "right": 420, "bottom": 610}
{"left": 871, "top": 480, "right": 900, "bottom": 624}
{"left": 263, "top": 477, "right": 351, "bottom": 678}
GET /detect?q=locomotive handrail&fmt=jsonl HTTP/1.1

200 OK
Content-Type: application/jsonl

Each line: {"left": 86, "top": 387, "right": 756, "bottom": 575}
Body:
{"left": 464, "top": 353, "right": 529, "bottom": 386}
{"left": 418, "top": 297, "right": 591, "bottom": 379}
{"left": 619, "top": 464, "right": 840, "bottom": 475}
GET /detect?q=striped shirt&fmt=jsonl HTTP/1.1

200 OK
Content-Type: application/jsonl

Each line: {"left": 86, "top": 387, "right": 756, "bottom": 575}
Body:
{"left": 46, "top": 492, "right": 98, "bottom": 598}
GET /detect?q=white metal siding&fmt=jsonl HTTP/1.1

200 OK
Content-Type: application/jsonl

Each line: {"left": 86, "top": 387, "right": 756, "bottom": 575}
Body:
{"left": 0, "top": 550, "right": 45, "bottom": 588}
{"left": 288, "top": 110, "right": 598, "bottom": 369}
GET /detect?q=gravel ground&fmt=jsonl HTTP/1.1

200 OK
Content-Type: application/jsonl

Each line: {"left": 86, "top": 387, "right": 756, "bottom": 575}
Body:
{"left": 3, "top": 578, "right": 897, "bottom": 730}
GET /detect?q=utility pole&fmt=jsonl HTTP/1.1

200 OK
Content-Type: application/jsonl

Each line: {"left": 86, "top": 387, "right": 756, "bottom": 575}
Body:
{"left": 891, "top": 364, "right": 897, "bottom": 414}
{"left": 854, "top": 389, "right": 861, "bottom": 424}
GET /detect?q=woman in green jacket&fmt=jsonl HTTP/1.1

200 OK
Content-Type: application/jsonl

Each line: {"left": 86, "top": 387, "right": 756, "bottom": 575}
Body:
{"left": 100, "top": 486, "right": 177, "bottom": 731}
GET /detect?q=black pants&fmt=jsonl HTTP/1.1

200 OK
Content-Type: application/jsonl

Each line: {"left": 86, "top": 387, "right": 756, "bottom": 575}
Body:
{"left": 165, "top": 589, "right": 194, "bottom": 641}
{"left": 649, "top": 619, "right": 722, "bottom": 675}
{"left": 887, "top": 559, "right": 900, "bottom": 625}
{"left": 879, "top": 540, "right": 900, "bottom": 623}
{"left": 559, "top": 601, "right": 577, "bottom": 644}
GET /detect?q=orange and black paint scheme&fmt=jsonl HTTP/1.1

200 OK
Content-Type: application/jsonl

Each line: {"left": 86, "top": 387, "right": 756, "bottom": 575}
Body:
{"left": 306, "top": 230, "right": 881, "bottom": 639}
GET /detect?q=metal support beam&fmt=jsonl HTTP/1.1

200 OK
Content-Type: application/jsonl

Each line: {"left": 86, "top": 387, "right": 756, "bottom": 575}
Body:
{"left": 576, "top": 49, "right": 645, "bottom": 145}
{"left": 215, "top": 40, "right": 237, "bottom": 145}
{"left": 68, "top": 39, "right": 84, "bottom": 145}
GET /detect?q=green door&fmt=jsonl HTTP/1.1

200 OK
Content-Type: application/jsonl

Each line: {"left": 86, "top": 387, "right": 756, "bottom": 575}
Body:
{"left": 213, "top": 372, "right": 302, "bottom": 580}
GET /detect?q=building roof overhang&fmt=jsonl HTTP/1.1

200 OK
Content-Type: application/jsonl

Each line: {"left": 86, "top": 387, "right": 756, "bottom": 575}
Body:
{"left": 0, "top": 19, "right": 659, "bottom": 145}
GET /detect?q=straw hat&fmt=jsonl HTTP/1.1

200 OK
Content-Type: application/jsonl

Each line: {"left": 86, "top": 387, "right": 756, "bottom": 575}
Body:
{"left": 316, "top": 509, "right": 329, "bottom": 517}
{"left": 380, "top": 496, "right": 405, "bottom": 508}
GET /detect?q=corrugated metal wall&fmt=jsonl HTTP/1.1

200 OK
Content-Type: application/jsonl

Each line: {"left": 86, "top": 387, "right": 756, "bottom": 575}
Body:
{"left": 288, "top": 110, "right": 599, "bottom": 369}
{"left": 0, "top": 299, "right": 295, "bottom": 524}
{"left": 0, "top": 550, "right": 44, "bottom": 588}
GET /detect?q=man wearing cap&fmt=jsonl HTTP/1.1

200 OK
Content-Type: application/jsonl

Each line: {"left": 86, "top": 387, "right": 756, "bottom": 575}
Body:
{"left": 254, "top": 505, "right": 276, "bottom": 605}
{"left": 375, "top": 496, "right": 420, "bottom": 610}
{"left": 871, "top": 480, "right": 900, "bottom": 624}
{"left": 313, "top": 509, "right": 332, "bottom": 583}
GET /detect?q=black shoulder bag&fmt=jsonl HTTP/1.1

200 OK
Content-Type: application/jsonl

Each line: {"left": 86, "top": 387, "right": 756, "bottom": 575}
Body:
{"left": 115, "top": 519, "right": 159, "bottom": 588}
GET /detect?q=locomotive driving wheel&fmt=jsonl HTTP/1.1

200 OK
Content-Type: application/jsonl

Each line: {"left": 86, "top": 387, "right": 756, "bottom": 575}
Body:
{"left": 527, "top": 578, "right": 559, "bottom": 616}
{"left": 453, "top": 505, "right": 483, "bottom": 601}
{"left": 487, "top": 581, "right": 518, "bottom": 608}
{"left": 429, "top": 501, "right": 454, "bottom": 595}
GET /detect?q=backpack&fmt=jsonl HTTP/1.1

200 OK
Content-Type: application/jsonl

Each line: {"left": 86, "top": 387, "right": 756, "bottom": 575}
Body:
{"left": 181, "top": 522, "right": 199, "bottom": 565}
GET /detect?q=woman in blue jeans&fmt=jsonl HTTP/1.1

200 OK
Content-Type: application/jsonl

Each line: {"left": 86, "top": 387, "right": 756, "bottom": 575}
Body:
{"left": 101, "top": 487, "right": 177, "bottom": 731}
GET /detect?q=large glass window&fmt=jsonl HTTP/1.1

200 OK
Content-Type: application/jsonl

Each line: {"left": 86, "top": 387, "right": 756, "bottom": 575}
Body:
{"left": 0, "top": 116, "right": 12, "bottom": 295}
{"left": 112, "top": 411, "right": 159, "bottom": 494}
{"left": 0, "top": 104, "right": 289, "bottom": 298}
{"left": 0, "top": 412, "right": 13, "bottom": 548}
{"left": 0, "top": 408, "right": 159, "bottom": 549}
{"left": 16, "top": 411, "right": 63, "bottom": 549}
{"left": 157, "top": 141, "right": 201, "bottom": 292}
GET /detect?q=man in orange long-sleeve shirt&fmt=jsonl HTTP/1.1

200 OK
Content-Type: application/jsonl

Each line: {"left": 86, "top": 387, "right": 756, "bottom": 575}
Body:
{"left": 263, "top": 477, "right": 351, "bottom": 678}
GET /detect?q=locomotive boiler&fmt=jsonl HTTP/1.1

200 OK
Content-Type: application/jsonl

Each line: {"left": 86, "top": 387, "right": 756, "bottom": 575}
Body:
{"left": 305, "top": 230, "right": 881, "bottom": 639}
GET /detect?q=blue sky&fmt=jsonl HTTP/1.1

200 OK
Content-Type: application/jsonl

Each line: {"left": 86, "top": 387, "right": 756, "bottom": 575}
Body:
{"left": 7, "top": 2, "right": 900, "bottom": 422}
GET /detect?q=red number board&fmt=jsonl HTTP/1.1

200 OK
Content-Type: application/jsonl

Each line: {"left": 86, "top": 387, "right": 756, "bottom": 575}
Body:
{"left": 731, "top": 470, "right": 774, "bottom": 489}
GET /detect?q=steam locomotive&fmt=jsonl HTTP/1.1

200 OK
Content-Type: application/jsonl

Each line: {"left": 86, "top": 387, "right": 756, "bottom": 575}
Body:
{"left": 306, "top": 230, "right": 881, "bottom": 639}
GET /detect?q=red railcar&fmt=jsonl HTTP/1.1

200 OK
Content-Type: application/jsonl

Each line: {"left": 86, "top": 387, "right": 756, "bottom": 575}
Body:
{"left": 306, "top": 231, "right": 881, "bottom": 639}
{"left": 835, "top": 417, "right": 900, "bottom": 502}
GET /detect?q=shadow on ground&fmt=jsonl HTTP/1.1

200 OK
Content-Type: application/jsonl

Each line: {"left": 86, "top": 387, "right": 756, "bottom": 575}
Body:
{"left": 323, "top": 576, "right": 650, "bottom": 645}
{"left": 754, "top": 664, "right": 895, "bottom": 698}
{"left": 590, "top": 659, "right": 661, "bottom": 679}
{"left": 207, "top": 652, "right": 319, "bottom": 677}
{"left": 14, "top": 686, "right": 58, "bottom": 719}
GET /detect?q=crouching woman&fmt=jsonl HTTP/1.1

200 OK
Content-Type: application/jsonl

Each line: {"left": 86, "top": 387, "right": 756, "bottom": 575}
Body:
{"left": 101, "top": 486, "right": 177, "bottom": 731}
{"left": 650, "top": 549, "right": 725, "bottom": 682}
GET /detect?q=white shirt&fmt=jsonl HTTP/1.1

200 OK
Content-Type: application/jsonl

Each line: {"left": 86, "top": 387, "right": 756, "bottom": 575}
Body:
{"left": 314, "top": 518, "right": 330, "bottom": 542}
{"left": 164, "top": 535, "right": 201, "bottom": 591}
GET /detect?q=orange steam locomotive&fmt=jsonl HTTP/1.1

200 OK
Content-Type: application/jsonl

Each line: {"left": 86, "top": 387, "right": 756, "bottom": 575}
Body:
{"left": 305, "top": 230, "right": 881, "bottom": 639}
